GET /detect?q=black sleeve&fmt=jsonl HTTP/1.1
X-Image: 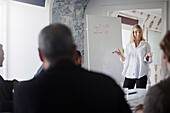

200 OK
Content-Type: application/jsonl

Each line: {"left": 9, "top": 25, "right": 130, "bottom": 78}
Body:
{"left": 0, "top": 75, "right": 13, "bottom": 112}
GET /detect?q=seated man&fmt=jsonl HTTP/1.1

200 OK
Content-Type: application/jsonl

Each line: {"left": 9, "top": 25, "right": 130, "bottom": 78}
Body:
{"left": 0, "top": 44, "right": 18, "bottom": 112}
{"left": 14, "top": 23, "right": 131, "bottom": 113}
{"left": 143, "top": 30, "right": 170, "bottom": 113}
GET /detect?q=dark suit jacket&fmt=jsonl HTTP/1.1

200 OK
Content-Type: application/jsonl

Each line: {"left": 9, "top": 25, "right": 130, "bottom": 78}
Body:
{"left": 0, "top": 75, "right": 13, "bottom": 112}
{"left": 144, "top": 76, "right": 170, "bottom": 113}
{"left": 14, "top": 59, "right": 131, "bottom": 113}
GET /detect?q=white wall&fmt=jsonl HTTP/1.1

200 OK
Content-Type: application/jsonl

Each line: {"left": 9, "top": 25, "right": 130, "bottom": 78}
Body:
{"left": 84, "top": 0, "right": 169, "bottom": 78}
{"left": 6, "top": 0, "right": 51, "bottom": 81}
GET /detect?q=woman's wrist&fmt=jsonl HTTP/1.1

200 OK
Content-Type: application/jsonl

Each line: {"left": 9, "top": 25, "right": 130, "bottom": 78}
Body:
{"left": 120, "top": 54, "right": 125, "bottom": 62}
{"left": 120, "top": 54, "right": 124, "bottom": 58}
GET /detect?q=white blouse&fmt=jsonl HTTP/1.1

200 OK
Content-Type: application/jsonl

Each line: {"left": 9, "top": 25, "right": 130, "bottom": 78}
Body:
{"left": 121, "top": 41, "right": 152, "bottom": 79}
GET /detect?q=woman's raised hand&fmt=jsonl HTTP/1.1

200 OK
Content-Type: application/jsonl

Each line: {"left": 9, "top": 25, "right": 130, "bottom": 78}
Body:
{"left": 115, "top": 49, "right": 125, "bottom": 62}
{"left": 146, "top": 52, "right": 153, "bottom": 57}
{"left": 145, "top": 52, "right": 153, "bottom": 61}
{"left": 115, "top": 49, "right": 122, "bottom": 56}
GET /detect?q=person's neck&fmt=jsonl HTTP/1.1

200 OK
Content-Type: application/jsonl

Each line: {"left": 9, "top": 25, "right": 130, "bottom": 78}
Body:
{"left": 135, "top": 40, "right": 141, "bottom": 47}
{"left": 43, "top": 56, "right": 73, "bottom": 70}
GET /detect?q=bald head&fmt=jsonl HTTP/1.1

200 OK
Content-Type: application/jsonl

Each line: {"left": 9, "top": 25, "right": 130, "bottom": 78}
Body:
{"left": 38, "top": 23, "right": 74, "bottom": 63}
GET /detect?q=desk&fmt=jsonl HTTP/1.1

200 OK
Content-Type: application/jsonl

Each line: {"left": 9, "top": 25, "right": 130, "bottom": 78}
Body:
{"left": 123, "top": 88, "right": 148, "bottom": 111}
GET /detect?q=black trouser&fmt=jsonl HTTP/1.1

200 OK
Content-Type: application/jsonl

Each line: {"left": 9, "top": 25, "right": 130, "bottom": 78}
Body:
{"left": 123, "top": 75, "right": 147, "bottom": 89}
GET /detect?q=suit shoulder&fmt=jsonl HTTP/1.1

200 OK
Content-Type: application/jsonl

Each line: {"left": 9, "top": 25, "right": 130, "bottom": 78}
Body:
{"left": 156, "top": 76, "right": 170, "bottom": 92}
{"left": 15, "top": 77, "right": 40, "bottom": 92}
{"left": 81, "top": 68, "right": 118, "bottom": 86}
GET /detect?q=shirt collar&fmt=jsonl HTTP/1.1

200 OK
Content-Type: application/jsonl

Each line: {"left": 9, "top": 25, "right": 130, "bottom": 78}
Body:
{"left": 133, "top": 40, "right": 144, "bottom": 48}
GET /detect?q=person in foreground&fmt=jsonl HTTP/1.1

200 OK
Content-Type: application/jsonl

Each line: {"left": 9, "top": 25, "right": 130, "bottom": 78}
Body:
{"left": 143, "top": 30, "right": 170, "bottom": 113}
{"left": 13, "top": 23, "right": 131, "bottom": 113}
{"left": 0, "top": 44, "right": 18, "bottom": 112}
{"left": 115, "top": 24, "right": 152, "bottom": 89}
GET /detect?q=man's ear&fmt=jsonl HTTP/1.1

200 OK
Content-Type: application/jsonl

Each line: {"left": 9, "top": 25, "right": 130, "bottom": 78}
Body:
{"left": 163, "top": 53, "right": 166, "bottom": 60}
{"left": 72, "top": 45, "right": 77, "bottom": 60}
{"left": 38, "top": 48, "right": 44, "bottom": 62}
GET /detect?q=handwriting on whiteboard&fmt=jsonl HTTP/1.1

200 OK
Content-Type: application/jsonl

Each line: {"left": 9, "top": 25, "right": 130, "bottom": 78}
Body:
{"left": 93, "top": 24, "right": 109, "bottom": 35}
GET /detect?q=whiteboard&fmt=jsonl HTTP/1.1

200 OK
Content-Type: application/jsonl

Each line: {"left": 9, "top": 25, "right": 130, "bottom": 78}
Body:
{"left": 86, "top": 15, "right": 123, "bottom": 84}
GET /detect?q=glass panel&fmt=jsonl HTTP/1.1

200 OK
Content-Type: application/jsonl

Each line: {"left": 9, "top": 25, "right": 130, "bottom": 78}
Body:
{"left": 148, "top": 29, "right": 162, "bottom": 65}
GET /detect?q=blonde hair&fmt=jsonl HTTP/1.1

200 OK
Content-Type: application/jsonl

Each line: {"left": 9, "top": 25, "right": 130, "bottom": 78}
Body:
{"left": 130, "top": 24, "right": 145, "bottom": 43}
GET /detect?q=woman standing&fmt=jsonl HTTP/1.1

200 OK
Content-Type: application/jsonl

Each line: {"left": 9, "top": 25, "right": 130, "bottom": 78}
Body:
{"left": 115, "top": 24, "right": 152, "bottom": 89}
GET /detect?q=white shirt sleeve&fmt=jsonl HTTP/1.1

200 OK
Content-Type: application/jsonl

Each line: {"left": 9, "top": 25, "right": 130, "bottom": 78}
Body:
{"left": 144, "top": 43, "right": 152, "bottom": 64}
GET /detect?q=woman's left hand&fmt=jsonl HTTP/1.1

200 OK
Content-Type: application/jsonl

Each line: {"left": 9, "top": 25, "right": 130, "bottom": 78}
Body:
{"left": 145, "top": 52, "right": 153, "bottom": 61}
